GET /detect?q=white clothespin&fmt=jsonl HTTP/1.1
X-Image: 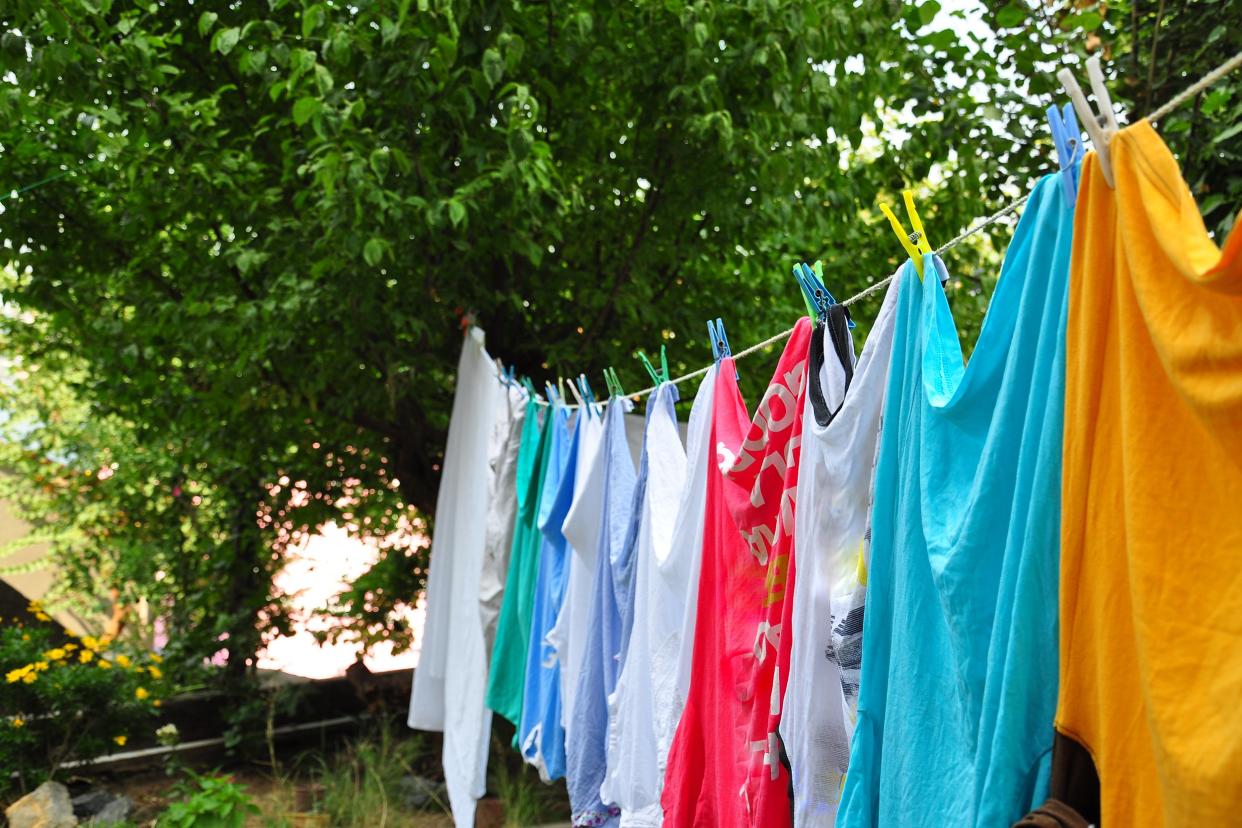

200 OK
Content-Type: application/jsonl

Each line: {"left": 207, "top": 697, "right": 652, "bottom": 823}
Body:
{"left": 1056, "top": 55, "right": 1120, "bottom": 187}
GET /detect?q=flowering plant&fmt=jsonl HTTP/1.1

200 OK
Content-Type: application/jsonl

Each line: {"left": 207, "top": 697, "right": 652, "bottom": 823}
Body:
{"left": 1, "top": 603, "right": 168, "bottom": 797}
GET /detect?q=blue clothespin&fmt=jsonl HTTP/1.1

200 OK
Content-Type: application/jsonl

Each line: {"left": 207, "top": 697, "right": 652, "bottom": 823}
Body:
{"left": 577, "top": 373, "right": 598, "bottom": 418}
{"left": 708, "top": 318, "right": 739, "bottom": 380}
{"left": 1047, "top": 102, "right": 1083, "bottom": 208}
{"left": 545, "top": 381, "right": 561, "bottom": 408}
{"left": 794, "top": 262, "right": 855, "bottom": 328}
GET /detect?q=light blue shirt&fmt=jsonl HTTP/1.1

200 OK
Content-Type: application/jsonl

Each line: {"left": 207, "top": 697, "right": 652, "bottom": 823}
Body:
{"left": 519, "top": 406, "right": 577, "bottom": 781}
{"left": 839, "top": 169, "right": 1074, "bottom": 827}
{"left": 566, "top": 398, "right": 636, "bottom": 827}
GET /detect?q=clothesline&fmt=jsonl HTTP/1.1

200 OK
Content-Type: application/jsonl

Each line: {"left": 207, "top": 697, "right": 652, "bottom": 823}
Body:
{"left": 515, "top": 50, "right": 1242, "bottom": 408}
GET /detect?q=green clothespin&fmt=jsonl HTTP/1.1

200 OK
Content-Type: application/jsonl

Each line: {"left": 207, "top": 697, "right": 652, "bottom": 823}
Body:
{"left": 638, "top": 351, "right": 661, "bottom": 385}
{"left": 659, "top": 345, "right": 669, "bottom": 384}
{"left": 604, "top": 367, "right": 625, "bottom": 398}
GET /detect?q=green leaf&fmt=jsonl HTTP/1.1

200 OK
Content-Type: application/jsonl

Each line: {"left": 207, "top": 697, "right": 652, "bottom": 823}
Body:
{"left": 211, "top": 27, "right": 241, "bottom": 56}
{"left": 436, "top": 34, "right": 458, "bottom": 68}
{"left": 693, "top": 22, "right": 708, "bottom": 47}
{"left": 917, "top": 0, "right": 941, "bottom": 27}
{"left": 1212, "top": 120, "right": 1242, "bottom": 144}
{"left": 995, "top": 5, "right": 1026, "bottom": 28}
{"left": 381, "top": 17, "right": 400, "bottom": 45}
{"left": 369, "top": 147, "right": 391, "bottom": 181}
{"left": 482, "top": 48, "right": 503, "bottom": 87}
{"left": 363, "top": 238, "right": 386, "bottom": 266}
{"left": 198, "top": 11, "right": 218, "bottom": 36}
{"left": 302, "top": 4, "right": 325, "bottom": 38}
{"left": 447, "top": 200, "right": 466, "bottom": 228}
{"left": 1064, "top": 10, "right": 1102, "bottom": 31}
{"left": 313, "top": 64, "right": 334, "bottom": 94}
{"left": 292, "top": 96, "right": 322, "bottom": 126}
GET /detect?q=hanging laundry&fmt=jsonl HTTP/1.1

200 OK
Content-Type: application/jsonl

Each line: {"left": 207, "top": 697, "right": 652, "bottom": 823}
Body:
{"left": 667, "top": 371, "right": 718, "bottom": 752}
{"left": 663, "top": 318, "right": 813, "bottom": 828}
{"left": 1053, "top": 122, "right": 1242, "bottom": 826}
{"left": 479, "top": 386, "right": 532, "bottom": 654}
{"left": 486, "top": 396, "right": 554, "bottom": 730}
{"left": 566, "top": 396, "right": 637, "bottom": 827}
{"left": 782, "top": 285, "right": 899, "bottom": 827}
{"left": 519, "top": 404, "right": 577, "bottom": 781}
{"left": 407, "top": 327, "right": 506, "bottom": 828}
{"left": 839, "top": 168, "right": 1074, "bottom": 828}
{"left": 549, "top": 405, "right": 606, "bottom": 745}
{"left": 601, "top": 381, "right": 688, "bottom": 826}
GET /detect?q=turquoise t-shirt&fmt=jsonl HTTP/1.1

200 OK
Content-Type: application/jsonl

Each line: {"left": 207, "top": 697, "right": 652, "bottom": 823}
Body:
{"left": 839, "top": 170, "right": 1074, "bottom": 827}
{"left": 486, "top": 401, "right": 554, "bottom": 727}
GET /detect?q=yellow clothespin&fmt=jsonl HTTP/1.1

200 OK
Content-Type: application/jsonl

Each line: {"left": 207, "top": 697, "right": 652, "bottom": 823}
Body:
{"left": 879, "top": 190, "right": 933, "bottom": 280}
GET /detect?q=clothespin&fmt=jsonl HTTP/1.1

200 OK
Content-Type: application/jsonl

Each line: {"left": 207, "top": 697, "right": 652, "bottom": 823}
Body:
{"left": 545, "top": 381, "right": 561, "bottom": 408}
{"left": 879, "top": 190, "right": 933, "bottom": 280}
{"left": 566, "top": 374, "right": 587, "bottom": 412}
{"left": 578, "top": 373, "right": 600, "bottom": 418}
{"left": 521, "top": 376, "right": 537, "bottom": 402}
{"left": 638, "top": 345, "right": 671, "bottom": 386}
{"left": 1057, "top": 55, "right": 1120, "bottom": 188}
{"left": 793, "top": 262, "right": 855, "bottom": 328}
{"left": 707, "top": 317, "right": 740, "bottom": 380}
{"left": 638, "top": 351, "right": 662, "bottom": 386}
{"left": 1047, "top": 102, "right": 1083, "bottom": 208}
{"left": 603, "top": 367, "right": 625, "bottom": 398}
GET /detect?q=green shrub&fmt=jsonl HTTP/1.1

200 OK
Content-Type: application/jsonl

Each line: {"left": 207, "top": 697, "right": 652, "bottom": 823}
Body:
{"left": 0, "top": 603, "right": 167, "bottom": 796}
{"left": 158, "top": 772, "right": 260, "bottom": 828}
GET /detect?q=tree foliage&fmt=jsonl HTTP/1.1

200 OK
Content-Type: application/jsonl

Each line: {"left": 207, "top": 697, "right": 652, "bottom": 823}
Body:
{"left": 0, "top": 0, "right": 1237, "bottom": 668}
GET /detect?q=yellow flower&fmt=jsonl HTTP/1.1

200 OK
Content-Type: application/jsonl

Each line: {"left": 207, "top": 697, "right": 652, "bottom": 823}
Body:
{"left": 20, "top": 634, "right": 29, "bottom": 641}
{"left": 150, "top": 653, "right": 163, "bottom": 664}
{"left": 79, "top": 649, "right": 95, "bottom": 663}
{"left": 97, "top": 659, "right": 112, "bottom": 670}
{"left": 21, "top": 672, "right": 35, "bottom": 684}
{"left": 153, "top": 700, "right": 162, "bottom": 708}
{"left": 147, "top": 666, "right": 163, "bottom": 680}
{"left": 34, "top": 612, "right": 51, "bottom": 622}
{"left": 32, "top": 661, "right": 48, "bottom": 672}
{"left": 5, "top": 666, "right": 30, "bottom": 684}
{"left": 113, "top": 735, "right": 127, "bottom": 746}
{"left": 135, "top": 687, "right": 149, "bottom": 700}
{"left": 63, "top": 642, "right": 78, "bottom": 651}
{"left": 11, "top": 717, "right": 24, "bottom": 729}
{"left": 115, "top": 654, "right": 131, "bottom": 669}
{"left": 44, "top": 648, "right": 67, "bottom": 661}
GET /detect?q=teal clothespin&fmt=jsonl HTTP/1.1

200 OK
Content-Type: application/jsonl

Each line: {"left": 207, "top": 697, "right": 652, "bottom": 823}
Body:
{"left": 638, "top": 351, "right": 661, "bottom": 386}
{"left": 638, "top": 345, "right": 671, "bottom": 385}
{"left": 793, "top": 261, "right": 855, "bottom": 328}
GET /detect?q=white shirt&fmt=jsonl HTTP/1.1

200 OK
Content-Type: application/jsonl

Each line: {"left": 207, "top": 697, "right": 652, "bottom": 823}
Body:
{"left": 782, "top": 279, "right": 900, "bottom": 828}
{"left": 407, "top": 327, "right": 505, "bottom": 828}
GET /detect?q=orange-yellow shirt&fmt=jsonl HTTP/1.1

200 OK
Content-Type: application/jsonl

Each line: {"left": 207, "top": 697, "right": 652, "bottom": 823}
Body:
{"left": 1058, "top": 120, "right": 1242, "bottom": 826}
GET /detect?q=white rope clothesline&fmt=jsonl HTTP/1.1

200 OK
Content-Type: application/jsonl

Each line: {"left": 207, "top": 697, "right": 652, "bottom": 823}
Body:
{"left": 528, "top": 50, "right": 1242, "bottom": 407}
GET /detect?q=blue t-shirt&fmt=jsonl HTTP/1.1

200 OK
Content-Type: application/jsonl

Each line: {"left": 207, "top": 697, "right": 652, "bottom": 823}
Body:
{"left": 518, "top": 406, "right": 578, "bottom": 781}
{"left": 839, "top": 169, "right": 1074, "bottom": 827}
{"left": 566, "top": 397, "right": 636, "bottom": 827}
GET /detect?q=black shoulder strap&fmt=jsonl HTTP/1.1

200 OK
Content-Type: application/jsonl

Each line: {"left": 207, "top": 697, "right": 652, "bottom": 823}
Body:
{"left": 807, "top": 303, "right": 856, "bottom": 427}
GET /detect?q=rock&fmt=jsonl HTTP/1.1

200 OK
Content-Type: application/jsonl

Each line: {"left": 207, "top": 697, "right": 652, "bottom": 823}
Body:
{"left": 4, "top": 781, "right": 79, "bottom": 828}
{"left": 85, "top": 796, "right": 133, "bottom": 826}
{"left": 69, "top": 791, "right": 111, "bottom": 819}
{"left": 396, "top": 773, "right": 447, "bottom": 811}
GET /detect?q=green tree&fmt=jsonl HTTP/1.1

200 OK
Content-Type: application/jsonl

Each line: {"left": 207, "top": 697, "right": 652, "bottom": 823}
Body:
{"left": 0, "top": 0, "right": 1236, "bottom": 667}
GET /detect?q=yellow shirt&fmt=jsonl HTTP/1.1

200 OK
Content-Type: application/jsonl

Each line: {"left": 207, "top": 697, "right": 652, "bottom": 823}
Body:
{"left": 1058, "top": 120, "right": 1242, "bottom": 826}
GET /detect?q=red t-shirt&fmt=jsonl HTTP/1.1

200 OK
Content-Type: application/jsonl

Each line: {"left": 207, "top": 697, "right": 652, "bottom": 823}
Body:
{"left": 662, "top": 319, "right": 811, "bottom": 827}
